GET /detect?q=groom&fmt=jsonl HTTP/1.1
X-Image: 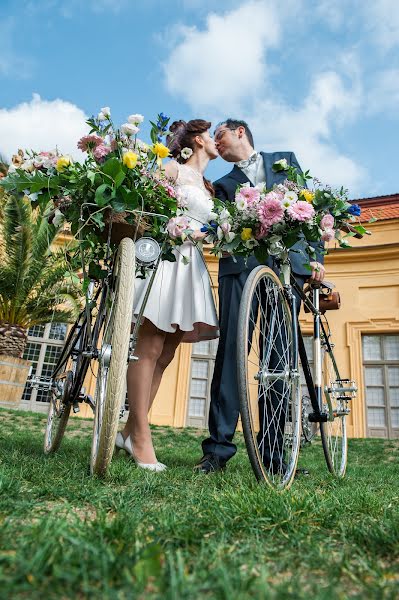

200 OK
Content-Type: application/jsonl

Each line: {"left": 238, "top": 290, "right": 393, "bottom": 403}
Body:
{"left": 194, "top": 119, "right": 325, "bottom": 474}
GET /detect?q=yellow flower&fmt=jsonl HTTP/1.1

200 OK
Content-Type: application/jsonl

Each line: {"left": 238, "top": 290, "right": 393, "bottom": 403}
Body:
{"left": 300, "top": 190, "right": 314, "bottom": 203}
{"left": 56, "top": 156, "right": 71, "bottom": 172}
{"left": 152, "top": 142, "right": 170, "bottom": 159}
{"left": 123, "top": 151, "right": 138, "bottom": 169}
{"left": 241, "top": 227, "right": 253, "bottom": 241}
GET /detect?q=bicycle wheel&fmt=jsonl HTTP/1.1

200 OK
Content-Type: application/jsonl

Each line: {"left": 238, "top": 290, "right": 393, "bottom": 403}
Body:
{"left": 90, "top": 237, "right": 135, "bottom": 476}
{"left": 44, "top": 318, "right": 87, "bottom": 454}
{"left": 319, "top": 332, "right": 348, "bottom": 477}
{"left": 237, "top": 266, "right": 301, "bottom": 489}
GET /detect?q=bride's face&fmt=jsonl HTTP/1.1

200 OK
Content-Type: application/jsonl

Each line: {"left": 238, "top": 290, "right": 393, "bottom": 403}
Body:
{"left": 198, "top": 131, "right": 218, "bottom": 160}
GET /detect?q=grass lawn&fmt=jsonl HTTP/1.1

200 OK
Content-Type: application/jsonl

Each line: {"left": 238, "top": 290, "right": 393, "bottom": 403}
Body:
{"left": 0, "top": 407, "right": 398, "bottom": 599}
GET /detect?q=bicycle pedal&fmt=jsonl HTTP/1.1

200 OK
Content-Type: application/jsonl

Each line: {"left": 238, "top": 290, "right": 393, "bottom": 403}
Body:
{"left": 308, "top": 411, "right": 328, "bottom": 423}
{"left": 72, "top": 403, "right": 80, "bottom": 414}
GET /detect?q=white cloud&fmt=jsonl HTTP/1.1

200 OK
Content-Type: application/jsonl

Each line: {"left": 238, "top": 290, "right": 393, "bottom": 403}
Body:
{"left": 163, "top": 0, "right": 281, "bottom": 112}
{"left": 364, "top": 0, "right": 399, "bottom": 50}
{"left": 0, "top": 94, "right": 88, "bottom": 162}
{"left": 163, "top": 1, "right": 366, "bottom": 194}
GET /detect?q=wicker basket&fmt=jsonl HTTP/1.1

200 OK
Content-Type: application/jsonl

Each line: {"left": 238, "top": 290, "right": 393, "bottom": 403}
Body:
{"left": 102, "top": 209, "right": 149, "bottom": 245}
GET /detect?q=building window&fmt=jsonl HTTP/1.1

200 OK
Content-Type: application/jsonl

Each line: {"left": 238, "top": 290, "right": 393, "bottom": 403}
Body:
{"left": 187, "top": 339, "right": 218, "bottom": 428}
{"left": 21, "top": 323, "right": 68, "bottom": 410}
{"left": 362, "top": 334, "right": 399, "bottom": 438}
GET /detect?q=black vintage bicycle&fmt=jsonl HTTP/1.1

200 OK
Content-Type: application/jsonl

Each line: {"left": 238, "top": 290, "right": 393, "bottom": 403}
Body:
{"left": 237, "top": 258, "right": 357, "bottom": 490}
{"left": 30, "top": 205, "right": 165, "bottom": 476}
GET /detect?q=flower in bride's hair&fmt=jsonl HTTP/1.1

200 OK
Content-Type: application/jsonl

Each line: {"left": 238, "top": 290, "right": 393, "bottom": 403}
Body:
{"left": 180, "top": 147, "right": 193, "bottom": 160}
{"left": 121, "top": 123, "right": 139, "bottom": 136}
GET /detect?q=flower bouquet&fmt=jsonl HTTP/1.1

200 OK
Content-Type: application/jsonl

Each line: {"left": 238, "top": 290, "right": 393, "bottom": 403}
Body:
{"left": 202, "top": 159, "right": 368, "bottom": 274}
{"left": 0, "top": 108, "right": 191, "bottom": 277}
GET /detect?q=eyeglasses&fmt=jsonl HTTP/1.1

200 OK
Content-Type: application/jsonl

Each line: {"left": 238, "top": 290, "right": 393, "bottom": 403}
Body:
{"left": 214, "top": 127, "right": 236, "bottom": 142}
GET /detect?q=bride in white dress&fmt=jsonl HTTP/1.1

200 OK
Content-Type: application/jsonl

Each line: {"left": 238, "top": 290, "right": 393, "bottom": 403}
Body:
{"left": 116, "top": 119, "right": 219, "bottom": 470}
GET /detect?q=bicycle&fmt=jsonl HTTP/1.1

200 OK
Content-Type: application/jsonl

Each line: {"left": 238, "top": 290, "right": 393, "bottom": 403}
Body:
{"left": 31, "top": 205, "right": 165, "bottom": 476}
{"left": 237, "top": 257, "right": 357, "bottom": 490}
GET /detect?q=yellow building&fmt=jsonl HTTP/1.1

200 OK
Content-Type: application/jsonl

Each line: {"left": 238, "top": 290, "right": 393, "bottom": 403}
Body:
{"left": 17, "top": 194, "right": 399, "bottom": 438}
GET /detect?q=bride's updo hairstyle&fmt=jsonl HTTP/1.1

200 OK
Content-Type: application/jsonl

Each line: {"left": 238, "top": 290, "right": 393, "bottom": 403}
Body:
{"left": 167, "top": 119, "right": 214, "bottom": 196}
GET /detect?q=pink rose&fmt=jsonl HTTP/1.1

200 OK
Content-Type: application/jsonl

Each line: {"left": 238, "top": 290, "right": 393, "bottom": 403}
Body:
{"left": 321, "top": 228, "right": 335, "bottom": 242}
{"left": 255, "top": 224, "right": 269, "bottom": 240}
{"left": 221, "top": 222, "right": 231, "bottom": 235}
{"left": 93, "top": 144, "right": 111, "bottom": 161}
{"left": 320, "top": 213, "right": 335, "bottom": 230}
{"left": 166, "top": 216, "right": 191, "bottom": 239}
{"left": 287, "top": 201, "right": 315, "bottom": 222}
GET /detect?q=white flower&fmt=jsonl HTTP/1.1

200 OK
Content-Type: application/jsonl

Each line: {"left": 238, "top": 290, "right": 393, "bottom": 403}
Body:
{"left": 208, "top": 211, "right": 218, "bottom": 220}
{"left": 217, "top": 226, "right": 224, "bottom": 241}
{"left": 135, "top": 139, "right": 149, "bottom": 153}
{"left": 100, "top": 106, "right": 111, "bottom": 118}
{"left": 121, "top": 123, "right": 139, "bottom": 136}
{"left": 128, "top": 113, "right": 144, "bottom": 124}
{"left": 282, "top": 191, "right": 298, "bottom": 208}
{"left": 273, "top": 158, "right": 289, "bottom": 170}
{"left": 225, "top": 231, "right": 236, "bottom": 243}
{"left": 97, "top": 112, "right": 107, "bottom": 121}
{"left": 180, "top": 147, "right": 193, "bottom": 160}
{"left": 235, "top": 196, "right": 247, "bottom": 211}
{"left": 53, "top": 208, "right": 65, "bottom": 227}
{"left": 255, "top": 182, "right": 266, "bottom": 193}
{"left": 219, "top": 208, "right": 231, "bottom": 222}
{"left": 176, "top": 190, "right": 189, "bottom": 208}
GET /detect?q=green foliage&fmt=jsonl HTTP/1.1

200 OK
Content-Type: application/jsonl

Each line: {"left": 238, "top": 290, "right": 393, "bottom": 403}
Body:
{"left": 0, "top": 194, "right": 81, "bottom": 329}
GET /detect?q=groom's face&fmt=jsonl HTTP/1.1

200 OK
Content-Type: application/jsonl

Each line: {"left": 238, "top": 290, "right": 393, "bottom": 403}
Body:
{"left": 214, "top": 125, "right": 244, "bottom": 162}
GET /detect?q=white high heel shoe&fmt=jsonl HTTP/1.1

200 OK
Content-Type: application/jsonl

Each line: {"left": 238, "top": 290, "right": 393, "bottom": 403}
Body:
{"left": 115, "top": 432, "right": 167, "bottom": 472}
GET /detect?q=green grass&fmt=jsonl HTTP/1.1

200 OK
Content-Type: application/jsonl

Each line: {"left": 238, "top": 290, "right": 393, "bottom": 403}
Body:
{"left": 0, "top": 408, "right": 398, "bottom": 599}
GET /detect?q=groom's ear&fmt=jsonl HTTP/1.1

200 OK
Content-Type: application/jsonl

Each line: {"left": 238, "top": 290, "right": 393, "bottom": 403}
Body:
{"left": 236, "top": 126, "right": 245, "bottom": 139}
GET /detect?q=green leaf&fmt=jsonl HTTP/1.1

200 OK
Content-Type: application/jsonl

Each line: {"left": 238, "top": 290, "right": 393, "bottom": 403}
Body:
{"left": 101, "top": 157, "right": 122, "bottom": 179}
{"left": 114, "top": 171, "right": 126, "bottom": 188}
{"left": 95, "top": 183, "right": 114, "bottom": 207}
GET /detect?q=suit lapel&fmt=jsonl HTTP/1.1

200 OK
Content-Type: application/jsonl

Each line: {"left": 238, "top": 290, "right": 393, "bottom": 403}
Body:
{"left": 228, "top": 164, "right": 252, "bottom": 186}
{"left": 261, "top": 152, "right": 275, "bottom": 188}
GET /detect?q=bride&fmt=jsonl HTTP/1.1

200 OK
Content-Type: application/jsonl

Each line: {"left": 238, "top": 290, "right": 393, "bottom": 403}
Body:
{"left": 115, "top": 119, "right": 219, "bottom": 470}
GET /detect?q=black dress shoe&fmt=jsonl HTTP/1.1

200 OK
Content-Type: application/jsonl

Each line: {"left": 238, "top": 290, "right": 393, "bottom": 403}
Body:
{"left": 193, "top": 453, "right": 226, "bottom": 473}
{"left": 295, "top": 467, "right": 310, "bottom": 477}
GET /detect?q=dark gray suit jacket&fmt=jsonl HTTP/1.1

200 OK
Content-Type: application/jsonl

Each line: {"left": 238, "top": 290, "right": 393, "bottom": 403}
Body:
{"left": 213, "top": 151, "right": 324, "bottom": 278}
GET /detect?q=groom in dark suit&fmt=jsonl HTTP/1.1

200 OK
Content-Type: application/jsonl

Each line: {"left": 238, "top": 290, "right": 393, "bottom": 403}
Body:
{"left": 194, "top": 119, "right": 325, "bottom": 474}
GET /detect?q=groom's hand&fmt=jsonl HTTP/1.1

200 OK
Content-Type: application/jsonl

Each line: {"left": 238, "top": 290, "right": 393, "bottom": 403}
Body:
{"left": 308, "top": 261, "right": 325, "bottom": 283}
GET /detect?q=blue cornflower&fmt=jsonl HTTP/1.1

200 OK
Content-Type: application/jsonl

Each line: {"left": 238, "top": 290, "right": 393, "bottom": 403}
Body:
{"left": 347, "top": 203, "right": 361, "bottom": 216}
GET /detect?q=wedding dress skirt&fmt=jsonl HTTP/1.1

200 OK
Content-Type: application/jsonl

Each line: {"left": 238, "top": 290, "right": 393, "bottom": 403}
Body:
{"left": 132, "top": 163, "right": 219, "bottom": 343}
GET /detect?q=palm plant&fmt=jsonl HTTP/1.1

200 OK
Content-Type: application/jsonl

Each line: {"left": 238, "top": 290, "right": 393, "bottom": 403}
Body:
{"left": 0, "top": 193, "right": 81, "bottom": 357}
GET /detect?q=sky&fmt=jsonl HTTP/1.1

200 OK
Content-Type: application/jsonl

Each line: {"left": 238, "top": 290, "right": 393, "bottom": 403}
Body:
{"left": 1, "top": 0, "right": 398, "bottom": 199}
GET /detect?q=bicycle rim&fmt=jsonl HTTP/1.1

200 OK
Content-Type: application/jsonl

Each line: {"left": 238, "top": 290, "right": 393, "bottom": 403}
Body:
{"left": 319, "top": 333, "right": 348, "bottom": 477}
{"left": 237, "top": 266, "right": 301, "bottom": 490}
{"left": 91, "top": 238, "right": 135, "bottom": 476}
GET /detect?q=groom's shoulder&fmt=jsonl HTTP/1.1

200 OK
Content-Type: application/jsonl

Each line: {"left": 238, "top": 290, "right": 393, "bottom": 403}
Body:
{"left": 213, "top": 169, "right": 237, "bottom": 188}
{"left": 260, "top": 150, "right": 295, "bottom": 160}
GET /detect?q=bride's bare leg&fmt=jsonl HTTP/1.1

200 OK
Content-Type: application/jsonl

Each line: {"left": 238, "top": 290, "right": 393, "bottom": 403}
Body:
{"left": 148, "top": 330, "right": 184, "bottom": 410}
{"left": 123, "top": 319, "right": 166, "bottom": 464}
{"left": 148, "top": 329, "right": 185, "bottom": 411}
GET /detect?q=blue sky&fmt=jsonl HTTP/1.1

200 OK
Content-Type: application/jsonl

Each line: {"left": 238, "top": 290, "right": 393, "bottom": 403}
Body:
{"left": 1, "top": 0, "right": 398, "bottom": 199}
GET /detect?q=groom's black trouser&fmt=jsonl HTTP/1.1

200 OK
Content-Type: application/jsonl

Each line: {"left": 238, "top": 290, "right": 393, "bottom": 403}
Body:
{"left": 202, "top": 264, "right": 305, "bottom": 463}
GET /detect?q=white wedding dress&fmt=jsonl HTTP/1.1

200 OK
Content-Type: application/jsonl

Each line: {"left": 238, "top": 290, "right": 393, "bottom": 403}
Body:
{"left": 133, "top": 163, "right": 219, "bottom": 342}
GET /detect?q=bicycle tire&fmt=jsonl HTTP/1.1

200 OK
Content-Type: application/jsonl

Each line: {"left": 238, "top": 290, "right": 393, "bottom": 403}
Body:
{"left": 237, "top": 266, "right": 301, "bottom": 489}
{"left": 319, "top": 331, "right": 348, "bottom": 477}
{"left": 90, "top": 237, "right": 135, "bottom": 476}
{"left": 44, "top": 317, "right": 88, "bottom": 454}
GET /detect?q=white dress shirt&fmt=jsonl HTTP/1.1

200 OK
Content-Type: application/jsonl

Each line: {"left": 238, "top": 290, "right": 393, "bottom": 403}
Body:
{"left": 235, "top": 151, "right": 266, "bottom": 187}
